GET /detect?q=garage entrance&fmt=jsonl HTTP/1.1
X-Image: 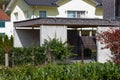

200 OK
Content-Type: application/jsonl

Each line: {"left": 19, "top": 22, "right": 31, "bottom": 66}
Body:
{"left": 67, "top": 28, "right": 97, "bottom": 61}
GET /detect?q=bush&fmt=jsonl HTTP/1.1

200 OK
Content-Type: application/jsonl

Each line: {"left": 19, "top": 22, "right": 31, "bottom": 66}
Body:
{"left": 0, "top": 48, "right": 4, "bottom": 65}
{"left": 0, "top": 62, "right": 120, "bottom": 80}
{"left": 42, "top": 37, "right": 74, "bottom": 63}
{"left": 9, "top": 46, "right": 46, "bottom": 66}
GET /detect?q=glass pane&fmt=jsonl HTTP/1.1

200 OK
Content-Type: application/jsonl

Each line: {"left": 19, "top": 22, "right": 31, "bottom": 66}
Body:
{"left": 0, "top": 22, "right": 5, "bottom": 27}
{"left": 67, "top": 11, "right": 76, "bottom": 18}
{"left": 77, "top": 11, "right": 85, "bottom": 18}
{"left": 39, "top": 11, "right": 46, "bottom": 18}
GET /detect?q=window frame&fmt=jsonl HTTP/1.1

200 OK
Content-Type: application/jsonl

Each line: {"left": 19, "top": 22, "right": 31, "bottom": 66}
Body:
{"left": 0, "top": 21, "right": 5, "bottom": 28}
{"left": 39, "top": 11, "right": 46, "bottom": 18}
{"left": 67, "top": 11, "right": 86, "bottom": 18}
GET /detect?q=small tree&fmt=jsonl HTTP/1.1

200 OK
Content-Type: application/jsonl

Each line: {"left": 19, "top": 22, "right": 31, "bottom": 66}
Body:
{"left": 0, "top": 35, "right": 4, "bottom": 65}
{"left": 3, "top": 35, "right": 13, "bottom": 67}
{"left": 0, "top": 35, "right": 3, "bottom": 49}
{"left": 4, "top": 35, "right": 10, "bottom": 67}
{"left": 97, "top": 28, "right": 120, "bottom": 64}
{"left": 42, "top": 37, "right": 73, "bottom": 64}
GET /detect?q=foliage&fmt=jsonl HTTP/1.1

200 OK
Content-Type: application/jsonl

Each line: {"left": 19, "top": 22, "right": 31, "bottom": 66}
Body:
{"left": 0, "top": 35, "right": 3, "bottom": 49}
{"left": 9, "top": 35, "right": 13, "bottom": 49}
{"left": 3, "top": 35, "right": 10, "bottom": 53}
{"left": 0, "top": 62, "right": 120, "bottom": 80}
{"left": 84, "top": 48, "right": 92, "bottom": 57}
{"left": 0, "top": 35, "right": 13, "bottom": 65}
{"left": 9, "top": 46, "right": 46, "bottom": 66}
{"left": 0, "top": 48, "right": 4, "bottom": 65}
{"left": 42, "top": 37, "right": 74, "bottom": 63}
{"left": 1, "top": 36, "right": 74, "bottom": 66}
{"left": 97, "top": 28, "right": 120, "bottom": 64}
{"left": 0, "top": 0, "right": 9, "bottom": 9}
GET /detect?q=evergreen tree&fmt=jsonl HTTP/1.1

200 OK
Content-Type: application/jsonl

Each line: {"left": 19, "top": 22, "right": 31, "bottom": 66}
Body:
{"left": 4, "top": 35, "right": 10, "bottom": 67}
{"left": 0, "top": 35, "right": 3, "bottom": 49}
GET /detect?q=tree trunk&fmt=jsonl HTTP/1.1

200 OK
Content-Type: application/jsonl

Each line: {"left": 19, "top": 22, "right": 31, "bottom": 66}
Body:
{"left": 81, "top": 45, "right": 84, "bottom": 64}
{"left": 5, "top": 53, "right": 9, "bottom": 67}
{"left": 47, "top": 48, "right": 51, "bottom": 63}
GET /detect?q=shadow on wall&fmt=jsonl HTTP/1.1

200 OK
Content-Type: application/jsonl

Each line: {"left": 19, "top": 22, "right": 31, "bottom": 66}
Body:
{"left": 15, "top": 29, "right": 40, "bottom": 47}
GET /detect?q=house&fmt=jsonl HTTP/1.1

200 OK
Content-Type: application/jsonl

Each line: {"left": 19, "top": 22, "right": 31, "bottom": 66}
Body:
{"left": 0, "top": 8, "right": 12, "bottom": 38}
{"left": 5, "top": 0, "right": 120, "bottom": 63}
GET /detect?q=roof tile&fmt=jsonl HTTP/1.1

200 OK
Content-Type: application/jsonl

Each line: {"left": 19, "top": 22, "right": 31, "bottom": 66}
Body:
{"left": 0, "top": 10, "right": 10, "bottom": 21}
{"left": 24, "top": 0, "right": 59, "bottom": 6}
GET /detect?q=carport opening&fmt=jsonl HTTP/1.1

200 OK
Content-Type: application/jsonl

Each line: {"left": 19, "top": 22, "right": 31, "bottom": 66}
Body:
{"left": 67, "top": 28, "right": 97, "bottom": 61}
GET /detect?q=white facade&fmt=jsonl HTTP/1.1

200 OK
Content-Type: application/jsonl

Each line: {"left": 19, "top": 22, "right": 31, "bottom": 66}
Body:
{"left": 0, "top": 21, "right": 13, "bottom": 38}
{"left": 8, "top": 0, "right": 103, "bottom": 21}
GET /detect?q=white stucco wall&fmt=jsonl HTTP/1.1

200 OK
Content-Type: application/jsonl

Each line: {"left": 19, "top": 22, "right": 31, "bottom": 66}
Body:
{"left": 40, "top": 25, "right": 67, "bottom": 45}
{"left": 14, "top": 29, "right": 40, "bottom": 47}
{"left": 57, "top": 0, "right": 103, "bottom": 18}
{"left": 5, "top": 21, "right": 13, "bottom": 37}
{"left": 0, "top": 21, "right": 13, "bottom": 38}
{"left": 97, "top": 27, "right": 113, "bottom": 63}
{"left": 0, "top": 27, "right": 5, "bottom": 34}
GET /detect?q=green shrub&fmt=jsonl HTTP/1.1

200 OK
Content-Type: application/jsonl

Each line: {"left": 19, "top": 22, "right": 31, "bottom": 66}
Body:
{"left": 0, "top": 48, "right": 4, "bottom": 65}
{"left": 9, "top": 46, "right": 46, "bottom": 66}
{"left": 0, "top": 62, "right": 120, "bottom": 80}
{"left": 42, "top": 37, "right": 74, "bottom": 63}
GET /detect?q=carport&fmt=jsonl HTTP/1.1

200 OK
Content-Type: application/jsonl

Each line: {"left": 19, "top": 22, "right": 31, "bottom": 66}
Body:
{"left": 14, "top": 17, "right": 118, "bottom": 60}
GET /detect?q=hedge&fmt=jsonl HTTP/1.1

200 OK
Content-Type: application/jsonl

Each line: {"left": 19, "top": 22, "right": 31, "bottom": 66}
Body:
{"left": 0, "top": 62, "right": 120, "bottom": 80}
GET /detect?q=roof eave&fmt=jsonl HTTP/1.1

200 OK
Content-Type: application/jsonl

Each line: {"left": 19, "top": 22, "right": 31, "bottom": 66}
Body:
{"left": 28, "top": 4, "right": 59, "bottom": 7}
{"left": 5, "top": 0, "right": 17, "bottom": 12}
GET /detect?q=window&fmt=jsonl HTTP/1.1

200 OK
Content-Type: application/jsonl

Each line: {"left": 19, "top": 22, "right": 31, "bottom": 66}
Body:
{"left": 67, "top": 11, "right": 76, "bottom": 18}
{"left": 67, "top": 11, "right": 86, "bottom": 18}
{"left": 14, "top": 12, "right": 18, "bottom": 20}
{"left": 39, "top": 11, "right": 46, "bottom": 18}
{"left": 0, "top": 21, "right": 5, "bottom": 28}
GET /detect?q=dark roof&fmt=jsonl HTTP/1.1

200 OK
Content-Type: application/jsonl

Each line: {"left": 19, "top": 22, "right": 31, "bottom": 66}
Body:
{"left": 14, "top": 18, "right": 119, "bottom": 27}
{"left": 0, "top": 9, "right": 10, "bottom": 21}
{"left": 24, "top": 0, "right": 60, "bottom": 6}
{"left": 94, "top": 0, "right": 102, "bottom": 4}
